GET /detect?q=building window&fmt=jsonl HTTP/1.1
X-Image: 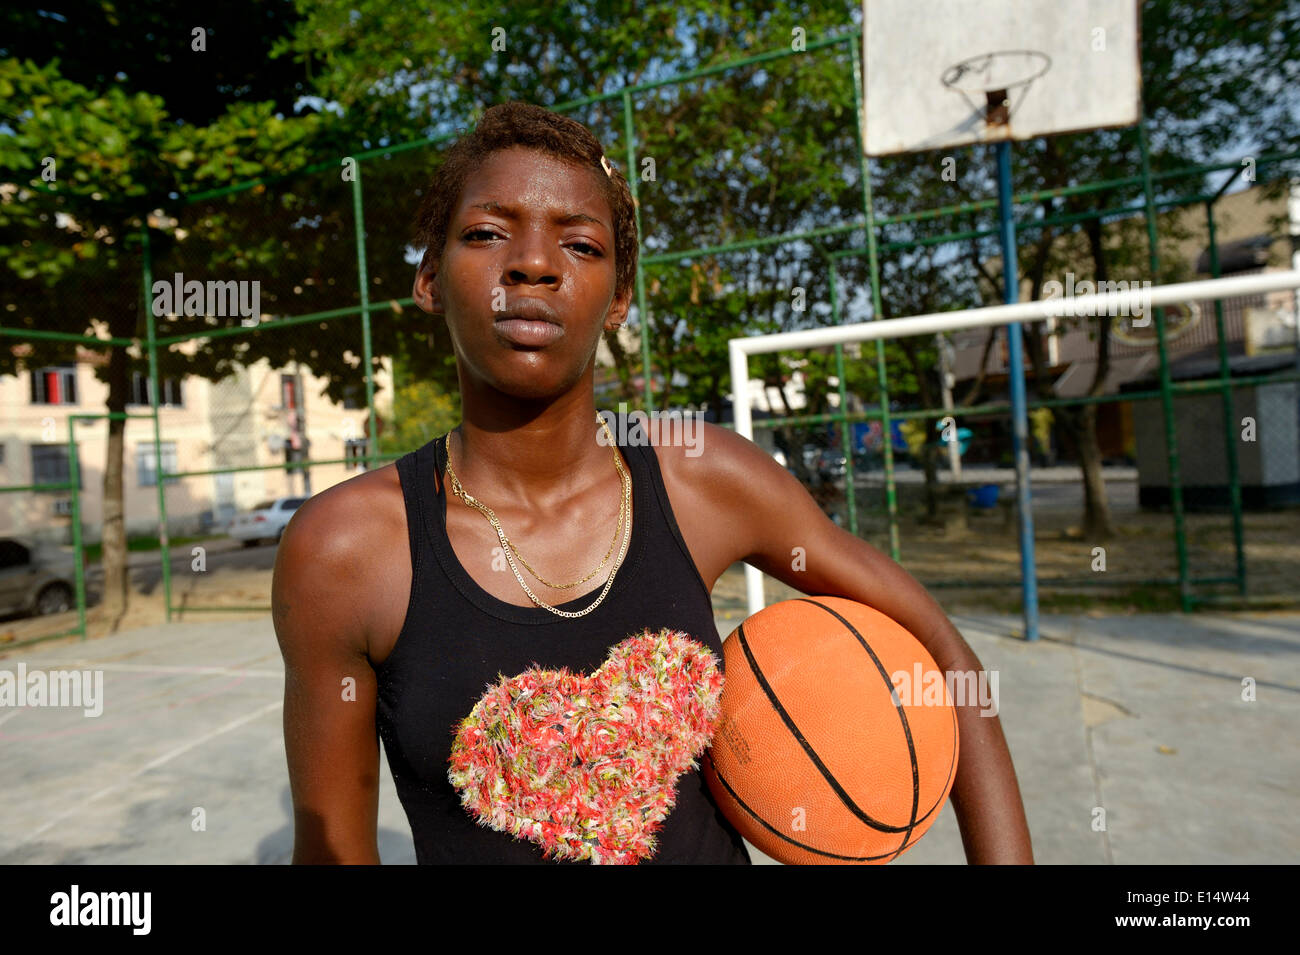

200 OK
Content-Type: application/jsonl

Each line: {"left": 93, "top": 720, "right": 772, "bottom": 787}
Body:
{"left": 29, "top": 365, "right": 78, "bottom": 405}
{"left": 136, "top": 441, "right": 180, "bottom": 486}
{"left": 344, "top": 438, "right": 369, "bottom": 471}
{"left": 129, "top": 372, "right": 185, "bottom": 407}
{"left": 281, "top": 373, "right": 307, "bottom": 438}
{"left": 31, "top": 444, "right": 80, "bottom": 490}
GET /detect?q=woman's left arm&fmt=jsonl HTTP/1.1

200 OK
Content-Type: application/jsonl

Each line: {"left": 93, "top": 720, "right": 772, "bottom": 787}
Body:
{"left": 699, "top": 425, "right": 1034, "bottom": 864}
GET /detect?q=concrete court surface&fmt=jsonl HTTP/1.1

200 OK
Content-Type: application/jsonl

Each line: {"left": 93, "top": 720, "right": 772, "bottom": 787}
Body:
{"left": 1, "top": 594, "right": 1296, "bottom": 865}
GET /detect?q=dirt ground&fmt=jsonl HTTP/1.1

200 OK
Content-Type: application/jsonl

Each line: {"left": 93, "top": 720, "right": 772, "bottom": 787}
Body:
{"left": 0, "top": 564, "right": 273, "bottom": 648}
{"left": 821, "top": 479, "right": 1300, "bottom": 615}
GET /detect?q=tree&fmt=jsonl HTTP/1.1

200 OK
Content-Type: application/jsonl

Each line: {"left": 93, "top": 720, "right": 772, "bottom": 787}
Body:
{"left": 0, "top": 1, "right": 330, "bottom": 625}
{"left": 271, "top": 0, "right": 875, "bottom": 432}
{"left": 4, "top": 1, "right": 872, "bottom": 625}
{"left": 378, "top": 351, "right": 461, "bottom": 456}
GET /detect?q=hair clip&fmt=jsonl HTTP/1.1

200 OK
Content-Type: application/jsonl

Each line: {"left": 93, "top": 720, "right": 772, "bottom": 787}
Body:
{"left": 600, "top": 154, "right": 614, "bottom": 178}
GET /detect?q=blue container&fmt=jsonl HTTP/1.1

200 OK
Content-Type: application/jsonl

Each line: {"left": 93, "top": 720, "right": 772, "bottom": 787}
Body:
{"left": 967, "top": 483, "right": 1000, "bottom": 509}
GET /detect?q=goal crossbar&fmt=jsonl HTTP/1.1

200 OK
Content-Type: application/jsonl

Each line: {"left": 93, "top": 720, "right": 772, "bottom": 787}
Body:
{"left": 728, "top": 270, "right": 1300, "bottom": 615}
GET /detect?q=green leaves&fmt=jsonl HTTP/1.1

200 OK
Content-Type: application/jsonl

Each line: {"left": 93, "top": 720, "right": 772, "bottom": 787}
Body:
{"left": 379, "top": 369, "right": 462, "bottom": 456}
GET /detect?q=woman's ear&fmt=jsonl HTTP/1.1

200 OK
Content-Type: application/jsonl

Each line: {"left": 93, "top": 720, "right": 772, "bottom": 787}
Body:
{"left": 603, "top": 287, "right": 632, "bottom": 332}
{"left": 412, "top": 251, "right": 443, "bottom": 316}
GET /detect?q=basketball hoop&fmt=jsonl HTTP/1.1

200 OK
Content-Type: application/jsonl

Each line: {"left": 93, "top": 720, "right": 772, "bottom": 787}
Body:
{"left": 941, "top": 50, "right": 1051, "bottom": 131}
{"left": 863, "top": 2, "right": 1139, "bottom": 155}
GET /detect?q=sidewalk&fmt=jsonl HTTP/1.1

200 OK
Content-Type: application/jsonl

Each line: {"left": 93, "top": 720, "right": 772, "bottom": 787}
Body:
{"left": 2, "top": 564, "right": 1295, "bottom": 864}
{"left": 848, "top": 464, "right": 1137, "bottom": 486}
{"left": 56, "top": 536, "right": 245, "bottom": 572}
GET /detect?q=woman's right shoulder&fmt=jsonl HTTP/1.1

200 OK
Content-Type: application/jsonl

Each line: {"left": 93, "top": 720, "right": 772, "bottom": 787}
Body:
{"left": 272, "top": 462, "right": 412, "bottom": 661}
{"left": 287, "top": 462, "right": 407, "bottom": 551}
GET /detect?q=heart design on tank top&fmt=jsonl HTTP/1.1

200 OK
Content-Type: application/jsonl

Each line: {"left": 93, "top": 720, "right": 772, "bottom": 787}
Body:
{"left": 448, "top": 628, "right": 724, "bottom": 864}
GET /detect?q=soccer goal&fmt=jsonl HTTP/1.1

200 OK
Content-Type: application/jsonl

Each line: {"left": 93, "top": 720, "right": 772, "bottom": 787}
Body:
{"left": 728, "top": 270, "right": 1300, "bottom": 626}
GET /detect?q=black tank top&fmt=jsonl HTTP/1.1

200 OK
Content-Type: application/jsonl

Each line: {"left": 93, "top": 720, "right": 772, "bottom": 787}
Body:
{"left": 376, "top": 418, "right": 752, "bottom": 864}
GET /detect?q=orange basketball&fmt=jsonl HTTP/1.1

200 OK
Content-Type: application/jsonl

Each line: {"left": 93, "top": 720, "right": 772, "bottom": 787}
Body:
{"left": 703, "top": 596, "right": 959, "bottom": 864}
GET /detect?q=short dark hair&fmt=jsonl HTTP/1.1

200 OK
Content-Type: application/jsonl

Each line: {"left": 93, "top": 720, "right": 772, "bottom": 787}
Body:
{"left": 412, "top": 102, "right": 638, "bottom": 304}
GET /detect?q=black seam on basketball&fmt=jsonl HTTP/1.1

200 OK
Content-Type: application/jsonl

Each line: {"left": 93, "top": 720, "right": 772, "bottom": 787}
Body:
{"left": 899, "top": 672, "right": 961, "bottom": 822}
{"left": 881, "top": 690, "right": 962, "bottom": 862}
{"left": 735, "top": 621, "right": 911, "bottom": 834}
{"left": 794, "top": 598, "right": 922, "bottom": 845}
{"left": 704, "top": 752, "right": 901, "bottom": 862}
{"left": 883, "top": 707, "right": 961, "bottom": 862}
{"left": 912, "top": 679, "right": 960, "bottom": 819}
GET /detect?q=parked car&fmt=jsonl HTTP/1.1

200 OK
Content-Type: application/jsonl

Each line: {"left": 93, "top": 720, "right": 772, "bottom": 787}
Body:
{"left": 0, "top": 537, "right": 75, "bottom": 618}
{"left": 228, "top": 497, "right": 308, "bottom": 546}
{"left": 815, "top": 448, "right": 847, "bottom": 481}
{"left": 851, "top": 449, "right": 878, "bottom": 473}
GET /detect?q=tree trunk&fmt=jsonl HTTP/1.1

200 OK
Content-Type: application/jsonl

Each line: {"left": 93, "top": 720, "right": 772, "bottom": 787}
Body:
{"left": 921, "top": 431, "right": 940, "bottom": 518}
{"left": 767, "top": 374, "right": 813, "bottom": 484}
{"left": 958, "top": 327, "right": 998, "bottom": 408}
{"left": 1077, "top": 216, "right": 1115, "bottom": 539}
{"left": 100, "top": 342, "right": 130, "bottom": 627}
{"left": 1076, "top": 404, "right": 1112, "bottom": 538}
{"left": 900, "top": 338, "right": 941, "bottom": 518}
{"left": 1072, "top": 411, "right": 1114, "bottom": 539}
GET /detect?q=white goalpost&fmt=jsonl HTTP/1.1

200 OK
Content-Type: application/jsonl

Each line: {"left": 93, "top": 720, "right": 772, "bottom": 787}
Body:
{"left": 728, "top": 270, "right": 1300, "bottom": 617}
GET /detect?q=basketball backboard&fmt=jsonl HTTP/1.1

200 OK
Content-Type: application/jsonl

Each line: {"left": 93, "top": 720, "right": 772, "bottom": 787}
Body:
{"left": 862, "top": 0, "right": 1142, "bottom": 156}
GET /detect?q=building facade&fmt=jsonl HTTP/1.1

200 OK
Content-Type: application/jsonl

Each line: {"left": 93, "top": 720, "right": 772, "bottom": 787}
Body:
{"left": 1, "top": 354, "right": 392, "bottom": 544}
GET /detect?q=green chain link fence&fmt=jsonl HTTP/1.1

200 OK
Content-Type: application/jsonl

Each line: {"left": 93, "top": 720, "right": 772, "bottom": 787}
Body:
{"left": 3, "top": 28, "right": 1297, "bottom": 648}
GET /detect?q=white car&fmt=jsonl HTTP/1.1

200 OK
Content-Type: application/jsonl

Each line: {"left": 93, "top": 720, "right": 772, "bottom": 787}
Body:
{"left": 0, "top": 537, "right": 75, "bottom": 617}
{"left": 228, "top": 497, "right": 308, "bottom": 546}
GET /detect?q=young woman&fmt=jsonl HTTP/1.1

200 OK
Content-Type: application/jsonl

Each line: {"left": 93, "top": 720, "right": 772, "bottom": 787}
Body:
{"left": 272, "top": 102, "right": 1034, "bottom": 864}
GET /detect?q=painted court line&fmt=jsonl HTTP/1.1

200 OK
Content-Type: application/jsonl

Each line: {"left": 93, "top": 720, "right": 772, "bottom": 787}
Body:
{"left": 35, "top": 662, "right": 283, "bottom": 679}
{"left": 20, "top": 699, "right": 284, "bottom": 845}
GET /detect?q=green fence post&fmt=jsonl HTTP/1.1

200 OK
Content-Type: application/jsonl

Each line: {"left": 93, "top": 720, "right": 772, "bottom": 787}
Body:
{"left": 142, "top": 225, "right": 173, "bottom": 622}
{"left": 67, "top": 418, "right": 87, "bottom": 640}
{"left": 850, "top": 39, "right": 900, "bottom": 559}
{"left": 350, "top": 164, "right": 380, "bottom": 466}
{"left": 1205, "top": 200, "right": 1247, "bottom": 594}
{"left": 622, "top": 90, "right": 654, "bottom": 413}
{"left": 1138, "top": 118, "right": 1192, "bottom": 611}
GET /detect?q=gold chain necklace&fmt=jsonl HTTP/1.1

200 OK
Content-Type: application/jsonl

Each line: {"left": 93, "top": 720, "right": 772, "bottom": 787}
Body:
{"left": 465, "top": 421, "right": 627, "bottom": 589}
{"left": 502, "top": 423, "right": 627, "bottom": 590}
{"left": 443, "top": 414, "right": 632, "bottom": 619}
{"left": 511, "top": 487, "right": 626, "bottom": 590}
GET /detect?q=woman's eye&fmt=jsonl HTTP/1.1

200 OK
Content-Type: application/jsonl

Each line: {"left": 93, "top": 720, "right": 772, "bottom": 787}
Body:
{"left": 464, "top": 229, "right": 498, "bottom": 241}
{"left": 570, "top": 241, "right": 601, "bottom": 256}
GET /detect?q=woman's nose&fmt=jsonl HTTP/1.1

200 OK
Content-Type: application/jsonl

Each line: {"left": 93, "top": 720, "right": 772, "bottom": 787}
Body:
{"left": 504, "top": 230, "right": 560, "bottom": 287}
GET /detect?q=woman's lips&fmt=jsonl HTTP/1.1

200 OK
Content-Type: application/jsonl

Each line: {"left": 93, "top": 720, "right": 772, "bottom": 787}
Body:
{"left": 494, "top": 318, "right": 565, "bottom": 347}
